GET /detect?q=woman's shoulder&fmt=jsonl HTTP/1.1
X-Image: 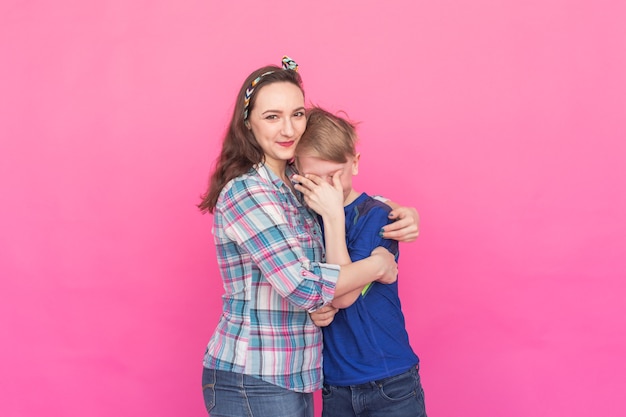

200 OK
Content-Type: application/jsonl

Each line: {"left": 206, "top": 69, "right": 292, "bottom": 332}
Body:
{"left": 218, "top": 168, "right": 275, "bottom": 204}
{"left": 215, "top": 169, "right": 289, "bottom": 226}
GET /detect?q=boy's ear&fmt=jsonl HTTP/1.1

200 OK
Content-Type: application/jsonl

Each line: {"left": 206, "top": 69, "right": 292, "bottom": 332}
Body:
{"left": 352, "top": 153, "right": 361, "bottom": 175}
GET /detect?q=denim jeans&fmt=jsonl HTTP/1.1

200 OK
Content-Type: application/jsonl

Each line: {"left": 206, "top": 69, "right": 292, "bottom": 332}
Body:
{"left": 321, "top": 366, "right": 427, "bottom": 417}
{"left": 202, "top": 367, "right": 314, "bottom": 417}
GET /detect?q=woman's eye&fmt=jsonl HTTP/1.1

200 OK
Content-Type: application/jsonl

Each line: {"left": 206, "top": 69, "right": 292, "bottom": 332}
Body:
{"left": 294, "top": 111, "right": 305, "bottom": 117}
{"left": 265, "top": 115, "right": 278, "bottom": 120}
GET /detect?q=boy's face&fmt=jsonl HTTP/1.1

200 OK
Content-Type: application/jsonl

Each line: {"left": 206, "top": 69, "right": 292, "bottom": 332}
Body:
{"left": 296, "top": 152, "right": 360, "bottom": 205}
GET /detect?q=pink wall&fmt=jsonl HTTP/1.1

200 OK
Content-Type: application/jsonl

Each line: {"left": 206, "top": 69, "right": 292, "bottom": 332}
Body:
{"left": 1, "top": 1, "right": 625, "bottom": 416}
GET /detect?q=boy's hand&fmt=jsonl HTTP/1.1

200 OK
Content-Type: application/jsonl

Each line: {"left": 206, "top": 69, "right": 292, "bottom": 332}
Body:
{"left": 292, "top": 172, "right": 344, "bottom": 219}
{"left": 381, "top": 206, "right": 420, "bottom": 242}
{"left": 309, "top": 304, "right": 339, "bottom": 327}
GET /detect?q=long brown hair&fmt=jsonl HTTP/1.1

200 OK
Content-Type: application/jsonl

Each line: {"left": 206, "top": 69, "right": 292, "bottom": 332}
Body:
{"left": 198, "top": 65, "right": 304, "bottom": 213}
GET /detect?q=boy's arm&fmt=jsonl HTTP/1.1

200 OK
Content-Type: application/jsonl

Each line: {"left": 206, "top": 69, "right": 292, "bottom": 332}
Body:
{"left": 293, "top": 172, "right": 397, "bottom": 297}
{"left": 309, "top": 304, "right": 338, "bottom": 327}
{"left": 294, "top": 173, "right": 397, "bottom": 309}
{"left": 292, "top": 172, "right": 351, "bottom": 266}
{"left": 333, "top": 205, "right": 399, "bottom": 309}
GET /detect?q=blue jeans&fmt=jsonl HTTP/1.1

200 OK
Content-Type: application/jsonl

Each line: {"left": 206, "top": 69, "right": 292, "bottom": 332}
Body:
{"left": 321, "top": 366, "right": 427, "bottom": 417}
{"left": 202, "top": 367, "right": 314, "bottom": 417}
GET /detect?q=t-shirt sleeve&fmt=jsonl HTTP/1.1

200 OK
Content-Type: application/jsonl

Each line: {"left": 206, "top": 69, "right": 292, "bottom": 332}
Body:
{"left": 348, "top": 205, "right": 399, "bottom": 263}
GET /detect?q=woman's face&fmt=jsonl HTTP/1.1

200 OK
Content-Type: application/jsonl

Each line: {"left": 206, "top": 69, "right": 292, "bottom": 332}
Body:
{"left": 247, "top": 82, "right": 306, "bottom": 173}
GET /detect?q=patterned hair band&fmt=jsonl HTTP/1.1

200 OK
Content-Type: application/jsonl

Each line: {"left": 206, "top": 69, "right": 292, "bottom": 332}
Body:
{"left": 243, "top": 56, "right": 299, "bottom": 120}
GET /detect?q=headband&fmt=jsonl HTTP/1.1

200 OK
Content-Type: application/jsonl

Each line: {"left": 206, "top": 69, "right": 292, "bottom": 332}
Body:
{"left": 243, "top": 56, "right": 299, "bottom": 120}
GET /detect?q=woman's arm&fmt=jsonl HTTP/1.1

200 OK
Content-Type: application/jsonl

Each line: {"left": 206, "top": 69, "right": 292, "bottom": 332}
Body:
{"left": 292, "top": 173, "right": 397, "bottom": 298}
{"left": 294, "top": 173, "right": 398, "bottom": 307}
{"left": 334, "top": 248, "right": 397, "bottom": 296}
{"left": 309, "top": 246, "right": 396, "bottom": 325}
{"left": 221, "top": 176, "right": 396, "bottom": 311}
{"left": 378, "top": 200, "right": 420, "bottom": 242}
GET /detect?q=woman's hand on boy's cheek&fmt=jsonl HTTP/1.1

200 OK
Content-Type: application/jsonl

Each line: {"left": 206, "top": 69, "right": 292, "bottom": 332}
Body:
{"left": 381, "top": 207, "right": 420, "bottom": 242}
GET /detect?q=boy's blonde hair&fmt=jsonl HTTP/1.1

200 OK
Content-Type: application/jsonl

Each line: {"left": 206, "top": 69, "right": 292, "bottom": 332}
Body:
{"left": 297, "top": 107, "right": 358, "bottom": 163}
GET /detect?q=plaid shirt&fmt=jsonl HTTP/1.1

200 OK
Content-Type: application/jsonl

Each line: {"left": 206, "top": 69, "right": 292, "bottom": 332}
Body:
{"left": 203, "top": 163, "right": 339, "bottom": 393}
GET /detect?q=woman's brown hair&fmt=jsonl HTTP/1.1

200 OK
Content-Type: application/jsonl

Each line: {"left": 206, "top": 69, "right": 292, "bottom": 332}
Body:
{"left": 198, "top": 66, "right": 304, "bottom": 213}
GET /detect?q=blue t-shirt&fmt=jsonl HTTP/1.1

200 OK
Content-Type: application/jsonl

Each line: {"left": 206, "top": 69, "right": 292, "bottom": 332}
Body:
{"left": 321, "top": 192, "right": 419, "bottom": 386}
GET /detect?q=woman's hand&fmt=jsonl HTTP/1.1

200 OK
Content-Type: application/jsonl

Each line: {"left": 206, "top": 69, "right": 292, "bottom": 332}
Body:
{"left": 309, "top": 304, "right": 339, "bottom": 327}
{"left": 381, "top": 206, "right": 420, "bottom": 242}
{"left": 370, "top": 246, "right": 398, "bottom": 284}
{"left": 292, "top": 172, "right": 344, "bottom": 220}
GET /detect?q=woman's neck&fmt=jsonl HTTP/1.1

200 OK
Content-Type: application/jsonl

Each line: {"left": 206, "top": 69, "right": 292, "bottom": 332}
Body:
{"left": 264, "top": 160, "right": 289, "bottom": 182}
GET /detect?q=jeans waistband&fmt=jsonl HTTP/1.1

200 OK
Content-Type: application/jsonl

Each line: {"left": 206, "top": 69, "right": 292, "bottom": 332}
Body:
{"left": 331, "top": 365, "right": 418, "bottom": 390}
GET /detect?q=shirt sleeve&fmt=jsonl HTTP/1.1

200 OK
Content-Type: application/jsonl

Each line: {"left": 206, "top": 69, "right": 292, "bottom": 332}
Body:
{"left": 348, "top": 205, "right": 399, "bottom": 263}
{"left": 218, "top": 177, "right": 338, "bottom": 312}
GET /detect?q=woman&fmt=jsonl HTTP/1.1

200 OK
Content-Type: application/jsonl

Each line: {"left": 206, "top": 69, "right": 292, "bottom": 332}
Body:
{"left": 198, "top": 57, "right": 417, "bottom": 417}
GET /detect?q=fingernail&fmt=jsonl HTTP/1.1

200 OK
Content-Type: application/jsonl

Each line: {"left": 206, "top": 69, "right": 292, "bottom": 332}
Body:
{"left": 379, "top": 228, "right": 384, "bottom": 237}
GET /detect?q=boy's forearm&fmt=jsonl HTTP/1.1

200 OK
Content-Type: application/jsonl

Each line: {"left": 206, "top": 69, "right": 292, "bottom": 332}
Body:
{"left": 321, "top": 214, "right": 351, "bottom": 265}
{"left": 322, "top": 215, "right": 364, "bottom": 307}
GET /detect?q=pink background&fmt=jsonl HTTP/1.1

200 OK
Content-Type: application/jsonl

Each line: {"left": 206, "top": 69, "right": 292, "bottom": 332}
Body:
{"left": 1, "top": 1, "right": 625, "bottom": 416}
